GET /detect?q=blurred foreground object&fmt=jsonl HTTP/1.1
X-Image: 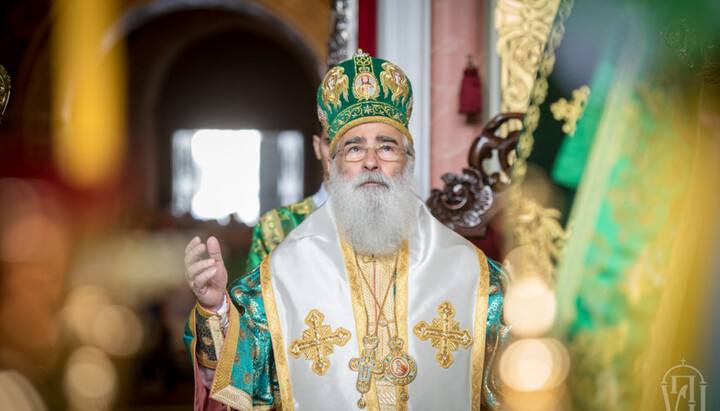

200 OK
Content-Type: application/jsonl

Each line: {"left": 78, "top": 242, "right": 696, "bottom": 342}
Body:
{"left": 507, "top": 0, "right": 720, "bottom": 409}
{"left": 0, "top": 371, "right": 47, "bottom": 411}
{"left": 51, "top": 0, "right": 126, "bottom": 189}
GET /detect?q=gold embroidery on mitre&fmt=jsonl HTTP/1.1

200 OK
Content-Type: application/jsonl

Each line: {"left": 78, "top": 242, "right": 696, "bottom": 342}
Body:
{"left": 322, "top": 66, "right": 350, "bottom": 110}
{"left": 288, "top": 309, "right": 351, "bottom": 376}
{"left": 380, "top": 62, "right": 410, "bottom": 105}
{"left": 413, "top": 301, "right": 473, "bottom": 368}
{"left": 550, "top": 85, "right": 591, "bottom": 137}
{"left": 317, "top": 104, "right": 329, "bottom": 129}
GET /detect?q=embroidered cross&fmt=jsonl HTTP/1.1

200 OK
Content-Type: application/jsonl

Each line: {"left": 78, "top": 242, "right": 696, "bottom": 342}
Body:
{"left": 288, "top": 309, "right": 351, "bottom": 376}
{"left": 413, "top": 301, "right": 472, "bottom": 368}
{"left": 550, "top": 85, "right": 590, "bottom": 137}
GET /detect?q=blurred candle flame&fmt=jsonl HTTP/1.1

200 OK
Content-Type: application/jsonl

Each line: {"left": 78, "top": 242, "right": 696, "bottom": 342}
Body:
{"left": 52, "top": 0, "right": 126, "bottom": 188}
{"left": 63, "top": 347, "right": 117, "bottom": 410}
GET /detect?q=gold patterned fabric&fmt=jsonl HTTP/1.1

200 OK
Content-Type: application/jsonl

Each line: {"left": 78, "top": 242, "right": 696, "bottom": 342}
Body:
{"left": 245, "top": 196, "right": 318, "bottom": 272}
{"left": 192, "top": 301, "right": 224, "bottom": 369}
{"left": 355, "top": 251, "right": 401, "bottom": 410}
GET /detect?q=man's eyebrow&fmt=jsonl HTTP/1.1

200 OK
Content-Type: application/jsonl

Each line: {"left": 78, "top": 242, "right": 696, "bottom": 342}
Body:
{"left": 344, "top": 136, "right": 366, "bottom": 146}
{"left": 377, "top": 135, "right": 399, "bottom": 145}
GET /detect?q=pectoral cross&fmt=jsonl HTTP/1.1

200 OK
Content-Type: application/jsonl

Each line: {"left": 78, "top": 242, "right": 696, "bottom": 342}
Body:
{"left": 349, "top": 336, "right": 384, "bottom": 409}
{"left": 288, "top": 309, "right": 351, "bottom": 376}
{"left": 413, "top": 301, "right": 472, "bottom": 368}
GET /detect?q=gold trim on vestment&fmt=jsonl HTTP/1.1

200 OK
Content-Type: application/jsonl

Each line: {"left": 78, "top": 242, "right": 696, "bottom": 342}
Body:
{"left": 212, "top": 384, "right": 253, "bottom": 411}
{"left": 288, "top": 196, "right": 317, "bottom": 215}
{"left": 260, "top": 256, "right": 295, "bottom": 411}
{"left": 260, "top": 210, "right": 284, "bottom": 249}
{"left": 195, "top": 300, "right": 220, "bottom": 318}
{"left": 252, "top": 405, "right": 277, "bottom": 410}
{"left": 395, "top": 241, "right": 409, "bottom": 411}
{"left": 341, "top": 240, "right": 379, "bottom": 411}
{"left": 471, "top": 249, "right": 490, "bottom": 411}
{"left": 210, "top": 302, "right": 254, "bottom": 411}
{"left": 188, "top": 306, "right": 200, "bottom": 369}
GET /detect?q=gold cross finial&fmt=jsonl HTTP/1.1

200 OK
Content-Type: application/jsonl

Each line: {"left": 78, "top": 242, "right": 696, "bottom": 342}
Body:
{"left": 550, "top": 85, "right": 591, "bottom": 137}
{"left": 288, "top": 309, "right": 351, "bottom": 376}
{"left": 413, "top": 301, "right": 472, "bottom": 368}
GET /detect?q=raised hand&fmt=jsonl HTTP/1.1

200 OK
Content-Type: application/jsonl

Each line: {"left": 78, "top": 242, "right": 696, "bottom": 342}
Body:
{"left": 184, "top": 236, "right": 228, "bottom": 311}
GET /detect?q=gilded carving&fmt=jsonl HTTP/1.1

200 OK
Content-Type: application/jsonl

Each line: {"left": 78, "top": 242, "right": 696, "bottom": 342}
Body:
{"left": 550, "top": 85, "right": 590, "bottom": 136}
{"left": 495, "top": 0, "right": 560, "bottom": 115}
{"left": 513, "top": 197, "right": 567, "bottom": 262}
{"left": 508, "top": 0, "right": 573, "bottom": 208}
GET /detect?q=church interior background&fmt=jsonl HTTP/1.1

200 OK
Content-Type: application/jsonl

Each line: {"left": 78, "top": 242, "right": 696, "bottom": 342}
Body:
{"left": 1, "top": 0, "right": 719, "bottom": 410}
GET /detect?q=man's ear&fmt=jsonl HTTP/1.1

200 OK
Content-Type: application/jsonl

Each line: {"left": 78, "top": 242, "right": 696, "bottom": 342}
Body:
{"left": 312, "top": 134, "right": 322, "bottom": 160}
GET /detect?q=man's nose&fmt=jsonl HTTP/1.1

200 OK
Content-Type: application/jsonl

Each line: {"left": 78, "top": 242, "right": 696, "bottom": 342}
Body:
{"left": 363, "top": 147, "right": 379, "bottom": 170}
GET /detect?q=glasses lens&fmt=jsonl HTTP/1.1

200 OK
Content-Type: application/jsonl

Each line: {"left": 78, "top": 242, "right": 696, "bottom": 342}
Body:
{"left": 376, "top": 144, "right": 400, "bottom": 161}
{"left": 342, "top": 144, "right": 403, "bottom": 162}
{"left": 344, "top": 146, "right": 365, "bottom": 162}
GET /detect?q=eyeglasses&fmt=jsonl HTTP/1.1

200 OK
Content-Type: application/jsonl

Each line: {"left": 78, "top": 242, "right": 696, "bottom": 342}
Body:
{"left": 337, "top": 143, "right": 407, "bottom": 162}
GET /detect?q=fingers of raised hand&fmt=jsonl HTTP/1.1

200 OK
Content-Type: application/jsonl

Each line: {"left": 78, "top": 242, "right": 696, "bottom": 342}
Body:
{"left": 206, "top": 236, "right": 225, "bottom": 264}
{"left": 184, "top": 241, "right": 207, "bottom": 267}
{"left": 186, "top": 258, "right": 215, "bottom": 281}
{"left": 185, "top": 236, "right": 201, "bottom": 254}
{"left": 189, "top": 265, "right": 218, "bottom": 293}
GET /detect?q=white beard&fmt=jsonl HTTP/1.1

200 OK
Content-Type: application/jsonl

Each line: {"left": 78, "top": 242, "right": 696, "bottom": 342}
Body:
{"left": 328, "top": 158, "right": 418, "bottom": 256}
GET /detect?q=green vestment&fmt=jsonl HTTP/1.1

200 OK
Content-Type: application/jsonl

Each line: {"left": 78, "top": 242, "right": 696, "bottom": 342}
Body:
{"left": 245, "top": 196, "right": 318, "bottom": 273}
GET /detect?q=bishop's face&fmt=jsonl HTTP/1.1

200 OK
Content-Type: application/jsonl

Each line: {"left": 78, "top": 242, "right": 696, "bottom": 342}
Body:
{"left": 332, "top": 122, "right": 409, "bottom": 184}
{"left": 328, "top": 122, "right": 416, "bottom": 256}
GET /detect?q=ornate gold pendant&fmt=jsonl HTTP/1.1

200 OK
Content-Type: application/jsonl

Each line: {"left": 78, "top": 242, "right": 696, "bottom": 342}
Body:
{"left": 382, "top": 338, "right": 417, "bottom": 402}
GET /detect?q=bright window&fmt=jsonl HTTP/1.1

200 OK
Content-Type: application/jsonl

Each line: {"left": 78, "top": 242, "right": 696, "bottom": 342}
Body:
{"left": 171, "top": 129, "right": 303, "bottom": 225}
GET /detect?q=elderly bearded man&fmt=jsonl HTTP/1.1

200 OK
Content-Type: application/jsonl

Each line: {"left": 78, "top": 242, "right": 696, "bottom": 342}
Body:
{"left": 183, "top": 51, "right": 507, "bottom": 411}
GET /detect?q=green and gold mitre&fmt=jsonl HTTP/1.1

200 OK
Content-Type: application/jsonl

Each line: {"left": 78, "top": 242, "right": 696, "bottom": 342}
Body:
{"left": 317, "top": 50, "right": 413, "bottom": 153}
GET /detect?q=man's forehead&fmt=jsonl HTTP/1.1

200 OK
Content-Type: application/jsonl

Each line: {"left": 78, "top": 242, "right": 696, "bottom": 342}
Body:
{"left": 337, "top": 123, "right": 403, "bottom": 145}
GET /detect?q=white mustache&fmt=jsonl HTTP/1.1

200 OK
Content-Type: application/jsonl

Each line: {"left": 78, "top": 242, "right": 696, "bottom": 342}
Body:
{"left": 353, "top": 172, "right": 391, "bottom": 188}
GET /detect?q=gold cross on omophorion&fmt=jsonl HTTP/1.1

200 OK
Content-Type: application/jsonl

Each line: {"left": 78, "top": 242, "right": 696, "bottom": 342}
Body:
{"left": 413, "top": 301, "right": 472, "bottom": 368}
{"left": 288, "top": 309, "right": 351, "bottom": 376}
